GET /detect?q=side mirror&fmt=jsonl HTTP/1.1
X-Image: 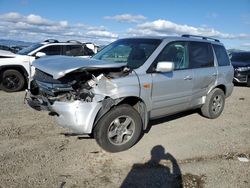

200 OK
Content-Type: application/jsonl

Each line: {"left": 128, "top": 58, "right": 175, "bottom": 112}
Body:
{"left": 35, "top": 52, "right": 46, "bottom": 58}
{"left": 155, "top": 61, "right": 175, "bottom": 72}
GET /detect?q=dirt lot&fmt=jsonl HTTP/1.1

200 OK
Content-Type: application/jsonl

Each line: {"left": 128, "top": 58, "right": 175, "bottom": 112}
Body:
{"left": 0, "top": 86, "right": 249, "bottom": 188}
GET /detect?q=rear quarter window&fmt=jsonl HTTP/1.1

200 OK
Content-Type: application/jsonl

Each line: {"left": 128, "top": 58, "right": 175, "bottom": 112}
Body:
{"left": 213, "top": 44, "right": 230, "bottom": 66}
{"left": 65, "top": 45, "right": 84, "bottom": 56}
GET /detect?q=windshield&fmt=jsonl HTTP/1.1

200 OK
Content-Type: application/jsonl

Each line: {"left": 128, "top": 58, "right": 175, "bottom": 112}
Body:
{"left": 17, "top": 43, "right": 43, "bottom": 55}
{"left": 93, "top": 38, "right": 161, "bottom": 69}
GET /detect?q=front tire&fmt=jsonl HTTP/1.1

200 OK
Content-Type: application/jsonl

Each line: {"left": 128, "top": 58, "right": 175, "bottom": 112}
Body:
{"left": 0, "top": 69, "right": 25, "bottom": 92}
{"left": 201, "top": 88, "right": 225, "bottom": 119}
{"left": 94, "top": 105, "right": 143, "bottom": 152}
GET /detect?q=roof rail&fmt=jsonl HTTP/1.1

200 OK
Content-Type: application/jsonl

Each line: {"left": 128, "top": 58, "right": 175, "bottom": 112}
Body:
{"left": 44, "top": 39, "right": 59, "bottom": 43}
{"left": 66, "top": 40, "right": 82, "bottom": 44}
{"left": 182, "top": 34, "right": 220, "bottom": 42}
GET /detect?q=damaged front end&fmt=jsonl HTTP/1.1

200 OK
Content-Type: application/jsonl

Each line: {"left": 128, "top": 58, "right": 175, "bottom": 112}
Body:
{"left": 26, "top": 66, "right": 131, "bottom": 133}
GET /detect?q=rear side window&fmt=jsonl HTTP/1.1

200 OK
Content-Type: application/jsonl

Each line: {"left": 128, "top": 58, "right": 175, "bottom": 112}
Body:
{"left": 39, "top": 45, "right": 62, "bottom": 55}
{"left": 65, "top": 45, "right": 84, "bottom": 56}
{"left": 213, "top": 44, "right": 230, "bottom": 66}
{"left": 189, "top": 42, "right": 214, "bottom": 68}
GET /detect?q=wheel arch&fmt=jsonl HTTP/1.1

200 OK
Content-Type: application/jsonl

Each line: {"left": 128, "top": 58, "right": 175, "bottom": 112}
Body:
{"left": 215, "top": 84, "right": 226, "bottom": 94}
{"left": 0, "top": 65, "right": 29, "bottom": 84}
{"left": 93, "top": 96, "right": 149, "bottom": 132}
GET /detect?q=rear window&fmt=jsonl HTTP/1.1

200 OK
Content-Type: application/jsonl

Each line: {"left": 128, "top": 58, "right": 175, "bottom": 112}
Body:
{"left": 189, "top": 42, "right": 214, "bottom": 68}
{"left": 213, "top": 44, "right": 230, "bottom": 66}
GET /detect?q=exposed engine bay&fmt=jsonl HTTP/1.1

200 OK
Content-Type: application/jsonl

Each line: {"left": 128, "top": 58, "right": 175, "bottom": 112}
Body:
{"left": 29, "top": 66, "right": 130, "bottom": 109}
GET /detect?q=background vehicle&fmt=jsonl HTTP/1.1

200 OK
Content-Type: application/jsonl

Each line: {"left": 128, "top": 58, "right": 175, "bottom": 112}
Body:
{"left": 27, "top": 35, "right": 234, "bottom": 152}
{"left": 0, "top": 39, "right": 96, "bottom": 92}
{"left": 229, "top": 51, "right": 250, "bottom": 87}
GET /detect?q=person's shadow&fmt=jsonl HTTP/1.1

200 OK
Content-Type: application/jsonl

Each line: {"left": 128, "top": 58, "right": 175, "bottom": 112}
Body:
{"left": 121, "top": 145, "right": 182, "bottom": 188}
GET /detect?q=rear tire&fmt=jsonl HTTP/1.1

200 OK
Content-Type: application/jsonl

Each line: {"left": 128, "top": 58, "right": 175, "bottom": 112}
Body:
{"left": 94, "top": 104, "right": 142, "bottom": 152}
{"left": 201, "top": 88, "right": 225, "bottom": 119}
{"left": 0, "top": 69, "right": 25, "bottom": 92}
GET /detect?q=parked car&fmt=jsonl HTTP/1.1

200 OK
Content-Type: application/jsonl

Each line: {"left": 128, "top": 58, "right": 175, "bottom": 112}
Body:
{"left": 26, "top": 35, "right": 234, "bottom": 152}
{"left": 0, "top": 39, "right": 95, "bottom": 92}
{"left": 229, "top": 51, "right": 250, "bottom": 86}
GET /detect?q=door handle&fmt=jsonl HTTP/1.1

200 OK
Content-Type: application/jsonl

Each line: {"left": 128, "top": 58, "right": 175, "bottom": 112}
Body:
{"left": 212, "top": 73, "right": 217, "bottom": 77}
{"left": 184, "top": 75, "right": 193, "bottom": 80}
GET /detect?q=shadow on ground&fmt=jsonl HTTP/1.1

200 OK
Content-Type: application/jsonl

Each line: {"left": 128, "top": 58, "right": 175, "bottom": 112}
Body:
{"left": 121, "top": 145, "right": 183, "bottom": 188}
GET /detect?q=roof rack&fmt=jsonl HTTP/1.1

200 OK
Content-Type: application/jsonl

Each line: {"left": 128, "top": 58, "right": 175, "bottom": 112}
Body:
{"left": 182, "top": 34, "right": 220, "bottom": 42}
{"left": 44, "top": 39, "right": 59, "bottom": 43}
{"left": 66, "top": 40, "right": 82, "bottom": 44}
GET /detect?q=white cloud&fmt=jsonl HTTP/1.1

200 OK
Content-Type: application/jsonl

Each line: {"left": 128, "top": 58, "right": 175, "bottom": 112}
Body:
{"left": 86, "top": 30, "right": 118, "bottom": 38}
{"left": 0, "top": 12, "right": 22, "bottom": 22}
{"left": 104, "top": 14, "right": 146, "bottom": 23}
{"left": 26, "top": 14, "right": 50, "bottom": 25}
{"left": 127, "top": 19, "right": 250, "bottom": 40}
{"left": 0, "top": 12, "right": 118, "bottom": 44}
{"left": 241, "top": 43, "right": 250, "bottom": 47}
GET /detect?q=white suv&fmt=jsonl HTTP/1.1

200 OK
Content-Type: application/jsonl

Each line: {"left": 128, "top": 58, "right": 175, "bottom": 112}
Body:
{"left": 0, "top": 39, "right": 95, "bottom": 92}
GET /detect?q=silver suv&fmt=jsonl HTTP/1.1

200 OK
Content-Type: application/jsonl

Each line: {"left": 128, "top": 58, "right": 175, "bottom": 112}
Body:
{"left": 26, "top": 35, "right": 234, "bottom": 152}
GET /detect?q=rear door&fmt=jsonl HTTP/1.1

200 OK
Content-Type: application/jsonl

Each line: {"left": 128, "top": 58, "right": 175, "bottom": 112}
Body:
{"left": 189, "top": 41, "right": 217, "bottom": 106}
{"left": 150, "top": 41, "right": 193, "bottom": 118}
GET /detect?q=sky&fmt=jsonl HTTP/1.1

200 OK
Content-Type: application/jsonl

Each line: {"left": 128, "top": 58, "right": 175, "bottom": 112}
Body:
{"left": 0, "top": 0, "right": 250, "bottom": 49}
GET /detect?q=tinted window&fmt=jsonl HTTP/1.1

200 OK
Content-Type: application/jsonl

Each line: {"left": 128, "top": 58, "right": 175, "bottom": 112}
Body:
{"left": 213, "top": 45, "right": 230, "bottom": 66}
{"left": 65, "top": 45, "right": 84, "bottom": 56}
{"left": 83, "top": 46, "right": 94, "bottom": 56}
{"left": 230, "top": 52, "right": 250, "bottom": 63}
{"left": 39, "top": 45, "right": 62, "bottom": 55}
{"left": 156, "top": 41, "right": 189, "bottom": 70}
{"left": 189, "top": 42, "right": 214, "bottom": 68}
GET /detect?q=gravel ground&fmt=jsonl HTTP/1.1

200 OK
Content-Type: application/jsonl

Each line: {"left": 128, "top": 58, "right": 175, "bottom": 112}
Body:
{"left": 0, "top": 86, "right": 249, "bottom": 188}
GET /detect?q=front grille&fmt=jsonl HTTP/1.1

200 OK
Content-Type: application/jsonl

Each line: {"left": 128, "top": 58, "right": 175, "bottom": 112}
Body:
{"left": 33, "top": 69, "right": 61, "bottom": 84}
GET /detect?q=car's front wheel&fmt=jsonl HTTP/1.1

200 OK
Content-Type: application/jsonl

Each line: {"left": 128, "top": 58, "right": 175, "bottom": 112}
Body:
{"left": 94, "top": 104, "right": 143, "bottom": 152}
{"left": 201, "top": 88, "right": 225, "bottom": 119}
{"left": 0, "top": 69, "right": 25, "bottom": 92}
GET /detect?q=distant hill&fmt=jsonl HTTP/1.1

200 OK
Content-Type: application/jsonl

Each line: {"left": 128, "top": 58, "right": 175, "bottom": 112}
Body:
{"left": 0, "top": 39, "right": 34, "bottom": 47}
{"left": 227, "top": 49, "right": 246, "bottom": 53}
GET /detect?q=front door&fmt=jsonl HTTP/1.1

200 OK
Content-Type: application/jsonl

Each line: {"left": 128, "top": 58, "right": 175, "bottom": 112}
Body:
{"left": 150, "top": 41, "right": 193, "bottom": 118}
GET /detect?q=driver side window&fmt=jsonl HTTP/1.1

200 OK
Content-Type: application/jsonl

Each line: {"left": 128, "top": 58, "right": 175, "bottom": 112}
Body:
{"left": 157, "top": 42, "right": 189, "bottom": 70}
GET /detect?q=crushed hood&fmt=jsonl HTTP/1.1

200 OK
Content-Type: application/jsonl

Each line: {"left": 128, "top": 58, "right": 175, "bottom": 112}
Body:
{"left": 33, "top": 55, "right": 126, "bottom": 79}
